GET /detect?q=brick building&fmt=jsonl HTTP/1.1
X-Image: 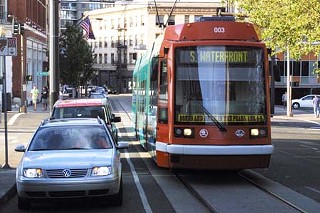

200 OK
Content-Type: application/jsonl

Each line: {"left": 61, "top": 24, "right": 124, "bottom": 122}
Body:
{"left": 7, "top": 0, "right": 47, "bottom": 106}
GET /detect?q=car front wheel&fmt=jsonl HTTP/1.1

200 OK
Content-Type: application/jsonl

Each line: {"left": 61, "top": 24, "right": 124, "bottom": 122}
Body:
{"left": 111, "top": 177, "right": 123, "bottom": 206}
{"left": 292, "top": 102, "right": 300, "bottom": 109}
{"left": 18, "top": 197, "right": 31, "bottom": 210}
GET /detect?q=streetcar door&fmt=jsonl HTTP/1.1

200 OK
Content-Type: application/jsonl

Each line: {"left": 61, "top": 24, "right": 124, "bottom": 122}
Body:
{"left": 146, "top": 57, "right": 158, "bottom": 157}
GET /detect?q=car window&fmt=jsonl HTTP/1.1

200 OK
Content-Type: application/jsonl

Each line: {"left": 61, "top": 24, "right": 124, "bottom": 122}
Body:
{"left": 52, "top": 106, "right": 106, "bottom": 120}
{"left": 29, "top": 126, "right": 112, "bottom": 151}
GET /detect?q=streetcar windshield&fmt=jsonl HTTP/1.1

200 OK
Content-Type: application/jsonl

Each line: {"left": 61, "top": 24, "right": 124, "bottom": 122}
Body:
{"left": 174, "top": 46, "right": 267, "bottom": 125}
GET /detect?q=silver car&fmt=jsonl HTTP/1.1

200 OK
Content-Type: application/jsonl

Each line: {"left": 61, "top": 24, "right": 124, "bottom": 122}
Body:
{"left": 15, "top": 118, "right": 128, "bottom": 209}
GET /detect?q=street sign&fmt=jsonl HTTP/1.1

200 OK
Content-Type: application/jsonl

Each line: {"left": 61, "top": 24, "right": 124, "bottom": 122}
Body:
{"left": 0, "top": 37, "right": 17, "bottom": 56}
{"left": 37, "top": 72, "right": 50, "bottom": 76}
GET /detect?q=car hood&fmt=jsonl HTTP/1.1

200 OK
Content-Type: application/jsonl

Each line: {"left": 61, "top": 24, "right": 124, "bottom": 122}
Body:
{"left": 21, "top": 150, "right": 115, "bottom": 169}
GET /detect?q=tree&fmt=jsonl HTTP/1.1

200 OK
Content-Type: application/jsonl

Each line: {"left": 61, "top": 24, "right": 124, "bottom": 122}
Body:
{"left": 227, "top": 0, "right": 320, "bottom": 59}
{"left": 59, "top": 23, "right": 96, "bottom": 87}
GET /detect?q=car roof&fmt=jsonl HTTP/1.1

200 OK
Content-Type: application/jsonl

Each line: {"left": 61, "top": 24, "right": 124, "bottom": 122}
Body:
{"left": 53, "top": 98, "right": 104, "bottom": 108}
{"left": 41, "top": 118, "right": 105, "bottom": 127}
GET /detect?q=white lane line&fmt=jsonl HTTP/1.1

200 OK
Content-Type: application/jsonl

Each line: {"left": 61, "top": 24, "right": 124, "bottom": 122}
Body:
{"left": 119, "top": 131, "right": 152, "bottom": 213}
{"left": 8, "top": 113, "right": 23, "bottom": 125}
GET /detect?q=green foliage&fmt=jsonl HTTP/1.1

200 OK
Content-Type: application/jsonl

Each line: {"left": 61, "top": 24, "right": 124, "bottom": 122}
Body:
{"left": 59, "top": 23, "right": 96, "bottom": 87}
{"left": 227, "top": 0, "right": 320, "bottom": 59}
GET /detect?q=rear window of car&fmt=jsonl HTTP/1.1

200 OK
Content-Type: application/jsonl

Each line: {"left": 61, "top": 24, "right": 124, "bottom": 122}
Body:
{"left": 52, "top": 106, "right": 106, "bottom": 120}
{"left": 28, "top": 126, "right": 113, "bottom": 151}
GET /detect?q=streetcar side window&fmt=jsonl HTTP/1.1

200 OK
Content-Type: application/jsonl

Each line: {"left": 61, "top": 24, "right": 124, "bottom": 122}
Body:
{"left": 159, "top": 59, "right": 168, "bottom": 123}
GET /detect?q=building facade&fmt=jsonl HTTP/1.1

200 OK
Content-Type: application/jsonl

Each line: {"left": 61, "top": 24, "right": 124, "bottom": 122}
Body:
{"left": 60, "top": 0, "right": 116, "bottom": 30}
{"left": 7, "top": 0, "right": 47, "bottom": 107}
{"left": 86, "top": 0, "right": 221, "bottom": 93}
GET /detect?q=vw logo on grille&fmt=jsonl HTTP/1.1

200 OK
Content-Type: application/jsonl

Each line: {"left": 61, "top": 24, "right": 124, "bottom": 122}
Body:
{"left": 62, "top": 169, "right": 72, "bottom": 177}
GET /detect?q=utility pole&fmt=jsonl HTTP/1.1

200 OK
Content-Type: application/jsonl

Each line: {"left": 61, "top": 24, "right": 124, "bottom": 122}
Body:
{"left": 49, "top": 0, "right": 60, "bottom": 111}
{"left": 286, "top": 47, "right": 293, "bottom": 117}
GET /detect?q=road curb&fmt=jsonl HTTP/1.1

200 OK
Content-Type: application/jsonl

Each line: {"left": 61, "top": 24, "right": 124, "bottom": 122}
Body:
{"left": 0, "top": 169, "right": 16, "bottom": 208}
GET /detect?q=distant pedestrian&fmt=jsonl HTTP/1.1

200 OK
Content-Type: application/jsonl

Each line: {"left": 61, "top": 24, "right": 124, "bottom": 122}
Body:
{"left": 312, "top": 95, "right": 320, "bottom": 118}
{"left": 30, "top": 85, "right": 39, "bottom": 111}
{"left": 282, "top": 92, "right": 287, "bottom": 108}
{"left": 41, "top": 86, "right": 49, "bottom": 111}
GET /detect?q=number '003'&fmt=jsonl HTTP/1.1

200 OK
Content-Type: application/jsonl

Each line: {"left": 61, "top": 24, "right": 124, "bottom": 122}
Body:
{"left": 213, "top": 27, "right": 225, "bottom": 33}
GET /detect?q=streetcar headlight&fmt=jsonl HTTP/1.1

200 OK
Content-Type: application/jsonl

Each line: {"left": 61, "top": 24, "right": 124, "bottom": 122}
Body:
{"left": 184, "top": 128, "right": 192, "bottom": 136}
{"left": 174, "top": 127, "right": 194, "bottom": 138}
{"left": 250, "top": 128, "right": 268, "bottom": 138}
{"left": 23, "top": 168, "right": 43, "bottom": 178}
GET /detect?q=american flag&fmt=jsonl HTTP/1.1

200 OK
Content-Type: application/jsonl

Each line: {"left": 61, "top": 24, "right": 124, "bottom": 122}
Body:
{"left": 79, "top": 16, "right": 95, "bottom": 40}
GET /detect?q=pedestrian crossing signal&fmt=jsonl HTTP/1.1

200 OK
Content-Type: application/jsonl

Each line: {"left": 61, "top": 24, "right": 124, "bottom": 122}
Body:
{"left": 26, "top": 75, "right": 32, "bottom": 81}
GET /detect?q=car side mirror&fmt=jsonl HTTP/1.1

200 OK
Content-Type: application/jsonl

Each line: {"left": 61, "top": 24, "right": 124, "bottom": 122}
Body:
{"left": 111, "top": 114, "right": 121, "bottom": 122}
{"left": 117, "top": 141, "right": 129, "bottom": 149}
{"left": 15, "top": 145, "right": 26, "bottom": 152}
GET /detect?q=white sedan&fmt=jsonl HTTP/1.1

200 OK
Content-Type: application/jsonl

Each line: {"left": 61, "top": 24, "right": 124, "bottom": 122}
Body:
{"left": 15, "top": 118, "right": 128, "bottom": 209}
{"left": 291, "top": 94, "right": 319, "bottom": 109}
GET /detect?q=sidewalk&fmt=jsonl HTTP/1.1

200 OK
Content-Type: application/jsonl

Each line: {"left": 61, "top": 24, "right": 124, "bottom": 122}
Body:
{"left": 0, "top": 104, "right": 49, "bottom": 208}
{"left": 0, "top": 105, "right": 318, "bottom": 208}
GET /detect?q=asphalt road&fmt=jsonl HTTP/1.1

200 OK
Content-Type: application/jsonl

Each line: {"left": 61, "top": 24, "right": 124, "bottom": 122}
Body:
{"left": 0, "top": 95, "right": 319, "bottom": 212}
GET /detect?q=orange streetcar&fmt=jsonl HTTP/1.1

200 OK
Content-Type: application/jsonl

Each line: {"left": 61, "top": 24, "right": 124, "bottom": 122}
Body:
{"left": 132, "top": 16, "right": 273, "bottom": 170}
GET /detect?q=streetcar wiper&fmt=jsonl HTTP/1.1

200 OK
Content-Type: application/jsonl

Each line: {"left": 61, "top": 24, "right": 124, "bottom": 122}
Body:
{"left": 202, "top": 106, "right": 227, "bottom": 132}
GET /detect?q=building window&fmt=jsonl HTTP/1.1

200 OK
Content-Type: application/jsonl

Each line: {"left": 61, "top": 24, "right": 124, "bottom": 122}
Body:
{"left": 104, "top": 37, "right": 108, "bottom": 48}
{"left": 129, "top": 35, "right": 133, "bottom": 46}
{"left": 135, "top": 35, "right": 138, "bottom": 46}
{"left": 104, "top": 54, "right": 108, "bottom": 64}
{"left": 129, "top": 53, "right": 136, "bottom": 64}
{"left": 99, "top": 39, "right": 103, "bottom": 48}
{"left": 111, "top": 19, "right": 114, "bottom": 29}
{"left": 185, "top": 15, "right": 189, "bottom": 23}
{"left": 155, "top": 15, "right": 164, "bottom": 27}
{"left": 98, "top": 54, "right": 102, "bottom": 64}
{"left": 141, "top": 15, "right": 144, "bottom": 26}
{"left": 129, "top": 17, "right": 133, "bottom": 27}
{"left": 111, "top": 53, "right": 115, "bottom": 64}
{"left": 167, "top": 15, "right": 175, "bottom": 25}
{"left": 111, "top": 36, "right": 115, "bottom": 48}
{"left": 194, "top": 15, "right": 203, "bottom": 22}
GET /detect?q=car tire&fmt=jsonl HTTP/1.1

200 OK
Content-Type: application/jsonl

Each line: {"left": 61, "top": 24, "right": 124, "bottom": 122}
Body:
{"left": 112, "top": 177, "right": 123, "bottom": 206}
{"left": 18, "top": 197, "right": 31, "bottom": 210}
{"left": 292, "top": 102, "right": 300, "bottom": 109}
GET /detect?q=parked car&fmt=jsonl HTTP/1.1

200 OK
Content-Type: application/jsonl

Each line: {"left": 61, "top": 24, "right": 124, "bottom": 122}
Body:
{"left": 89, "top": 92, "right": 108, "bottom": 101}
{"left": 15, "top": 118, "right": 129, "bottom": 209}
{"left": 51, "top": 98, "right": 121, "bottom": 142}
{"left": 292, "top": 94, "right": 319, "bottom": 109}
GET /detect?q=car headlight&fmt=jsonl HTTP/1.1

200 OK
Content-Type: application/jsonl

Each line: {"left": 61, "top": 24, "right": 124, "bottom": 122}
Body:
{"left": 23, "top": 168, "right": 43, "bottom": 178}
{"left": 91, "top": 166, "right": 112, "bottom": 176}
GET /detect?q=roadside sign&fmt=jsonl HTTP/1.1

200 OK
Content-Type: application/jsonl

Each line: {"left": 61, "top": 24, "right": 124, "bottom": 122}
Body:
{"left": 37, "top": 72, "right": 49, "bottom": 76}
{"left": 0, "top": 37, "right": 17, "bottom": 56}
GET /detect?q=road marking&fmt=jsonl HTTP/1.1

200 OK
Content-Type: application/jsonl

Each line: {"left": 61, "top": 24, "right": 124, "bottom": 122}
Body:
{"left": 119, "top": 131, "right": 152, "bottom": 213}
{"left": 8, "top": 113, "right": 23, "bottom": 125}
{"left": 305, "top": 186, "right": 320, "bottom": 195}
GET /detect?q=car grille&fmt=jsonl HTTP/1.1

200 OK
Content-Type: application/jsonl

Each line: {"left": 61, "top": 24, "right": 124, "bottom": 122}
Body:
{"left": 46, "top": 169, "right": 88, "bottom": 178}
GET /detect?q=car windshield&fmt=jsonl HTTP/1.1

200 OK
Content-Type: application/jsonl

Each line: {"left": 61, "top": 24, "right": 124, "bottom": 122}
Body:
{"left": 52, "top": 106, "right": 106, "bottom": 120}
{"left": 174, "top": 46, "right": 267, "bottom": 125}
{"left": 28, "top": 126, "right": 112, "bottom": 151}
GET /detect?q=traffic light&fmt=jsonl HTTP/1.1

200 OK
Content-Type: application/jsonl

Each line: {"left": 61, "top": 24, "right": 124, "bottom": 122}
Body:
{"left": 20, "top": 23, "right": 24, "bottom": 35}
{"left": 26, "top": 75, "right": 32, "bottom": 81}
{"left": 13, "top": 21, "right": 20, "bottom": 34}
